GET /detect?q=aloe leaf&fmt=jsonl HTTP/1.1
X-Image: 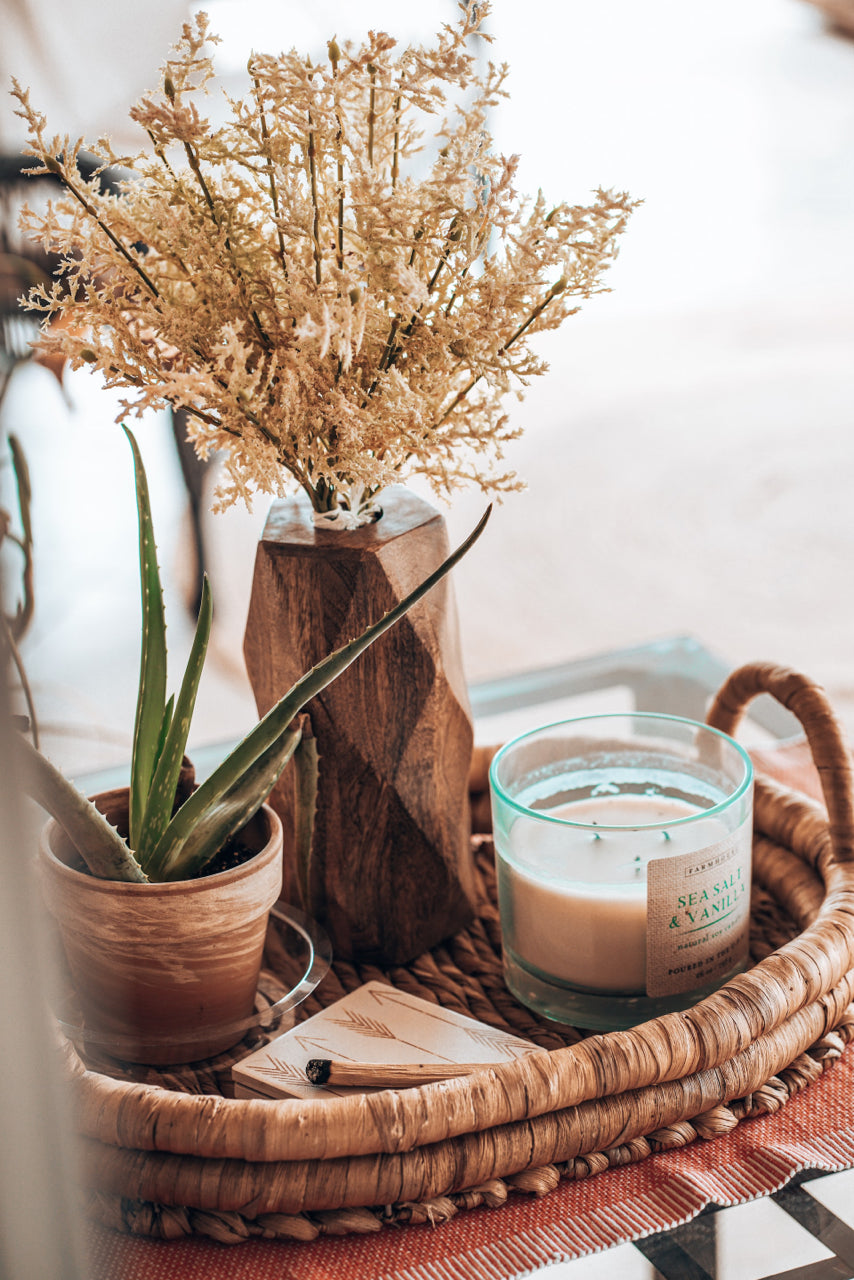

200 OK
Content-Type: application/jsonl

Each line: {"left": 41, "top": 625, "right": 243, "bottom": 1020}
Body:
{"left": 18, "top": 736, "right": 147, "bottom": 882}
{"left": 124, "top": 426, "right": 167, "bottom": 852}
{"left": 8, "top": 434, "right": 32, "bottom": 548}
{"left": 292, "top": 726, "right": 319, "bottom": 909}
{"left": 152, "top": 693, "right": 175, "bottom": 776}
{"left": 136, "top": 575, "right": 212, "bottom": 865}
{"left": 152, "top": 504, "right": 491, "bottom": 867}
{"left": 7, "top": 435, "right": 34, "bottom": 642}
{"left": 155, "top": 724, "right": 302, "bottom": 881}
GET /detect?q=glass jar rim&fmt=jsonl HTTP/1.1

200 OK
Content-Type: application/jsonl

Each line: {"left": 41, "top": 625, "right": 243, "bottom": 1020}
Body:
{"left": 488, "top": 711, "right": 754, "bottom": 830}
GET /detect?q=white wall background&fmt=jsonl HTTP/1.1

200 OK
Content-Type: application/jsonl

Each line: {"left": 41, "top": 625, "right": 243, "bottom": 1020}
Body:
{"left": 3, "top": 0, "right": 854, "bottom": 770}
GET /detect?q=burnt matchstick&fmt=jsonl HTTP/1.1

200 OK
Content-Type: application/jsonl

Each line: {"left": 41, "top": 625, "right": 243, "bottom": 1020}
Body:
{"left": 305, "top": 1059, "right": 491, "bottom": 1088}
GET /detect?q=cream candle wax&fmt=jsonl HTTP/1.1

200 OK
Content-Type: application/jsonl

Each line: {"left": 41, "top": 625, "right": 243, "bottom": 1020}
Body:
{"left": 506, "top": 795, "right": 731, "bottom": 993}
{"left": 489, "top": 715, "right": 754, "bottom": 1031}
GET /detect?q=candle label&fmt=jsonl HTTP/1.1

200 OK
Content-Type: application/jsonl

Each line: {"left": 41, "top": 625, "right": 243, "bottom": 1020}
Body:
{"left": 646, "top": 824, "right": 751, "bottom": 997}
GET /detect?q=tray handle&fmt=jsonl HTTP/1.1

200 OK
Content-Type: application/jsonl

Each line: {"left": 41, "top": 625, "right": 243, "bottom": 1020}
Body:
{"left": 707, "top": 661, "right": 854, "bottom": 866}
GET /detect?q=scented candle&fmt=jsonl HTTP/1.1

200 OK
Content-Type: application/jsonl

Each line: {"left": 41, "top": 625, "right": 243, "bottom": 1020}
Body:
{"left": 489, "top": 714, "right": 754, "bottom": 1030}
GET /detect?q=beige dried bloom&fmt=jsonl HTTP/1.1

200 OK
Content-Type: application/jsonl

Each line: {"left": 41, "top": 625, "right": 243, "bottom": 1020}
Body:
{"left": 12, "top": 3, "right": 637, "bottom": 522}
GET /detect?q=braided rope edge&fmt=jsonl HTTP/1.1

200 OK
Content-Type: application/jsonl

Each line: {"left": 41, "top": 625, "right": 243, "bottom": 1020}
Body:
{"left": 85, "top": 1009, "right": 854, "bottom": 1245}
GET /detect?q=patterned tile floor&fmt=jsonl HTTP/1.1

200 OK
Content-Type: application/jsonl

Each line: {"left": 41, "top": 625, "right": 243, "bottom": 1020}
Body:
{"left": 543, "top": 1170, "right": 854, "bottom": 1280}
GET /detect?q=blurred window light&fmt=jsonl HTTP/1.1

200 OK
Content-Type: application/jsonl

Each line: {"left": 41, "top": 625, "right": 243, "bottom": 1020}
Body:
{"left": 195, "top": 0, "right": 456, "bottom": 75}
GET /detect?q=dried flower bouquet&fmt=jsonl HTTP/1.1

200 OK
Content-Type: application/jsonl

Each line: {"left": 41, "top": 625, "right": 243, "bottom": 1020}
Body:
{"left": 12, "top": 2, "right": 635, "bottom": 525}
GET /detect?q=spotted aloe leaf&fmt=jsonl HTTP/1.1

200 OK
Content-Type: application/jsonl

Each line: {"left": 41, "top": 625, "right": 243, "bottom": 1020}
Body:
{"left": 136, "top": 575, "right": 212, "bottom": 861}
{"left": 7, "top": 434, "right": 34, "bottom": 642}
{"left": 125, "top": 426, "right": 167, "bottom": 853}
{"left": 292, "top": 724, "right": 319, "bottom": 909}
{"left": 151, "top": 725, "right": 303, "bottom": 881}
{"left": 19, "top": 736, "right": 147, "bottom": 882}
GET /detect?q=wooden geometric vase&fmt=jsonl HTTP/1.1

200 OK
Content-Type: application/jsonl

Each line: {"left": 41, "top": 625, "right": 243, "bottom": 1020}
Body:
{"left": 244, "top": 487, "right": 478, "bottom": 965}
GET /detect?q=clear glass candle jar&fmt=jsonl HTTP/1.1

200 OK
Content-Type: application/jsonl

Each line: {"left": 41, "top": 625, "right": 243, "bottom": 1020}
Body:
{"left": 489, "top": 713, "right": 754, "bottom": 1031}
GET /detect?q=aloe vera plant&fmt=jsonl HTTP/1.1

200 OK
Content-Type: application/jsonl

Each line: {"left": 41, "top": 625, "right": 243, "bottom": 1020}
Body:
{"left": 22, "top": 428, "right": 490, "bottom": 883}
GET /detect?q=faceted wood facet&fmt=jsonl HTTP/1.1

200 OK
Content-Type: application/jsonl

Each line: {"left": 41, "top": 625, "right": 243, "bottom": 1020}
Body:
{"left": 243, "top": 488, "right": 477, "bottom": 964}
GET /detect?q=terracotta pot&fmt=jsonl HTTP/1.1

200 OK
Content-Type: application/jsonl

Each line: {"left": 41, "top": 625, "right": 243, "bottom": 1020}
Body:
{"left": 38, "top": 788, "right": 283, "bottom": 1065}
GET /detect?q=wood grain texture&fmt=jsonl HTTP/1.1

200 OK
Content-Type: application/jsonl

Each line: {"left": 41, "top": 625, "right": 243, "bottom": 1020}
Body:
{"left": 243, "top": 487, "right": 477, "bottom": 964}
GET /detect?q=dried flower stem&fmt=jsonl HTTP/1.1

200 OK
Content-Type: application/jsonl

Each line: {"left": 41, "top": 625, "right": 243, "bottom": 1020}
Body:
{"left": 164, "top": 78, "right": 271, "bottom": 348}
{"left": 181, "top": 134, "right": 273, "bottom": 353}
{"left": 370, "top": 219, "right": 462, "bottom": 395}
{"left": 181, "top": 140, "right": 215, "bottom": 215}
{"left": 336, "top": 166, "right": 344, "bottom": 269}
{"left": 182, "top": 402, "right": 225, "bottom": 429}
{"left": 253, "top": 78, "right": 289, "bottom": 281}
{"left": 391, "top": 93, "right": 401, "bottom": 190}
{"left": 328, "top": 41, "right": 346, "bottom": 272}
{"left": 436, "top": 277, "right": 567, "bottom": 426}
{"left": 307, "top": 109, "right": 322, "bottom": 286}
{"left": 367, "top": 64, "right": 377, "bottom": 167}
{"left": 335, "top": 162, "right": 344, "bottom": 271}
{"left": 43, "top": 158, "right": 160, "bottom": 300}
{"left": 504, "top": 275, "right": 568, "bottom": 345}
{"left": 145, "top": 128, "right": 179, "bottom": 183}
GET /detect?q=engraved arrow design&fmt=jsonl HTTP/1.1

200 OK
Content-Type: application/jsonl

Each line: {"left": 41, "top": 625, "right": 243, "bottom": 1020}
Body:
{"left": 245, "top": 1046, "right": 356, "bottom": 1097}
{"left": 293, "top": 1035, "right": 359, "bottom": 1059}
{"left": 327, "top": 1010, "right": 395, "bottom": 1039}
{"left": 367, "top": 986, "right": 534, "bottom": 1055}
{"left": 367, "top": 987, "right": 469, "bottom": 1028}
{"left": 464, "top": 1027, "right": 536, "bottom": 1056}
{"left": 325, "top": 1008, "right": 456, "bottom": 1062}
{"left": 249, "top": 1057, "right": 310, "bottom": 1085}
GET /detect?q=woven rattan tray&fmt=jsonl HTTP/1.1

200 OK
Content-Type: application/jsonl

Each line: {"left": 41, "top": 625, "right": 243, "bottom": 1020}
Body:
{"left": 67, "top": 663, "right": 854, "bottom": 1245}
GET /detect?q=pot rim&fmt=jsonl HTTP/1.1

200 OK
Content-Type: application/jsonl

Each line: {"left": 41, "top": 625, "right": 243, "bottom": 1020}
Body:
{"left": 39, "top": 788, "right": 283, "bottom": 898}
